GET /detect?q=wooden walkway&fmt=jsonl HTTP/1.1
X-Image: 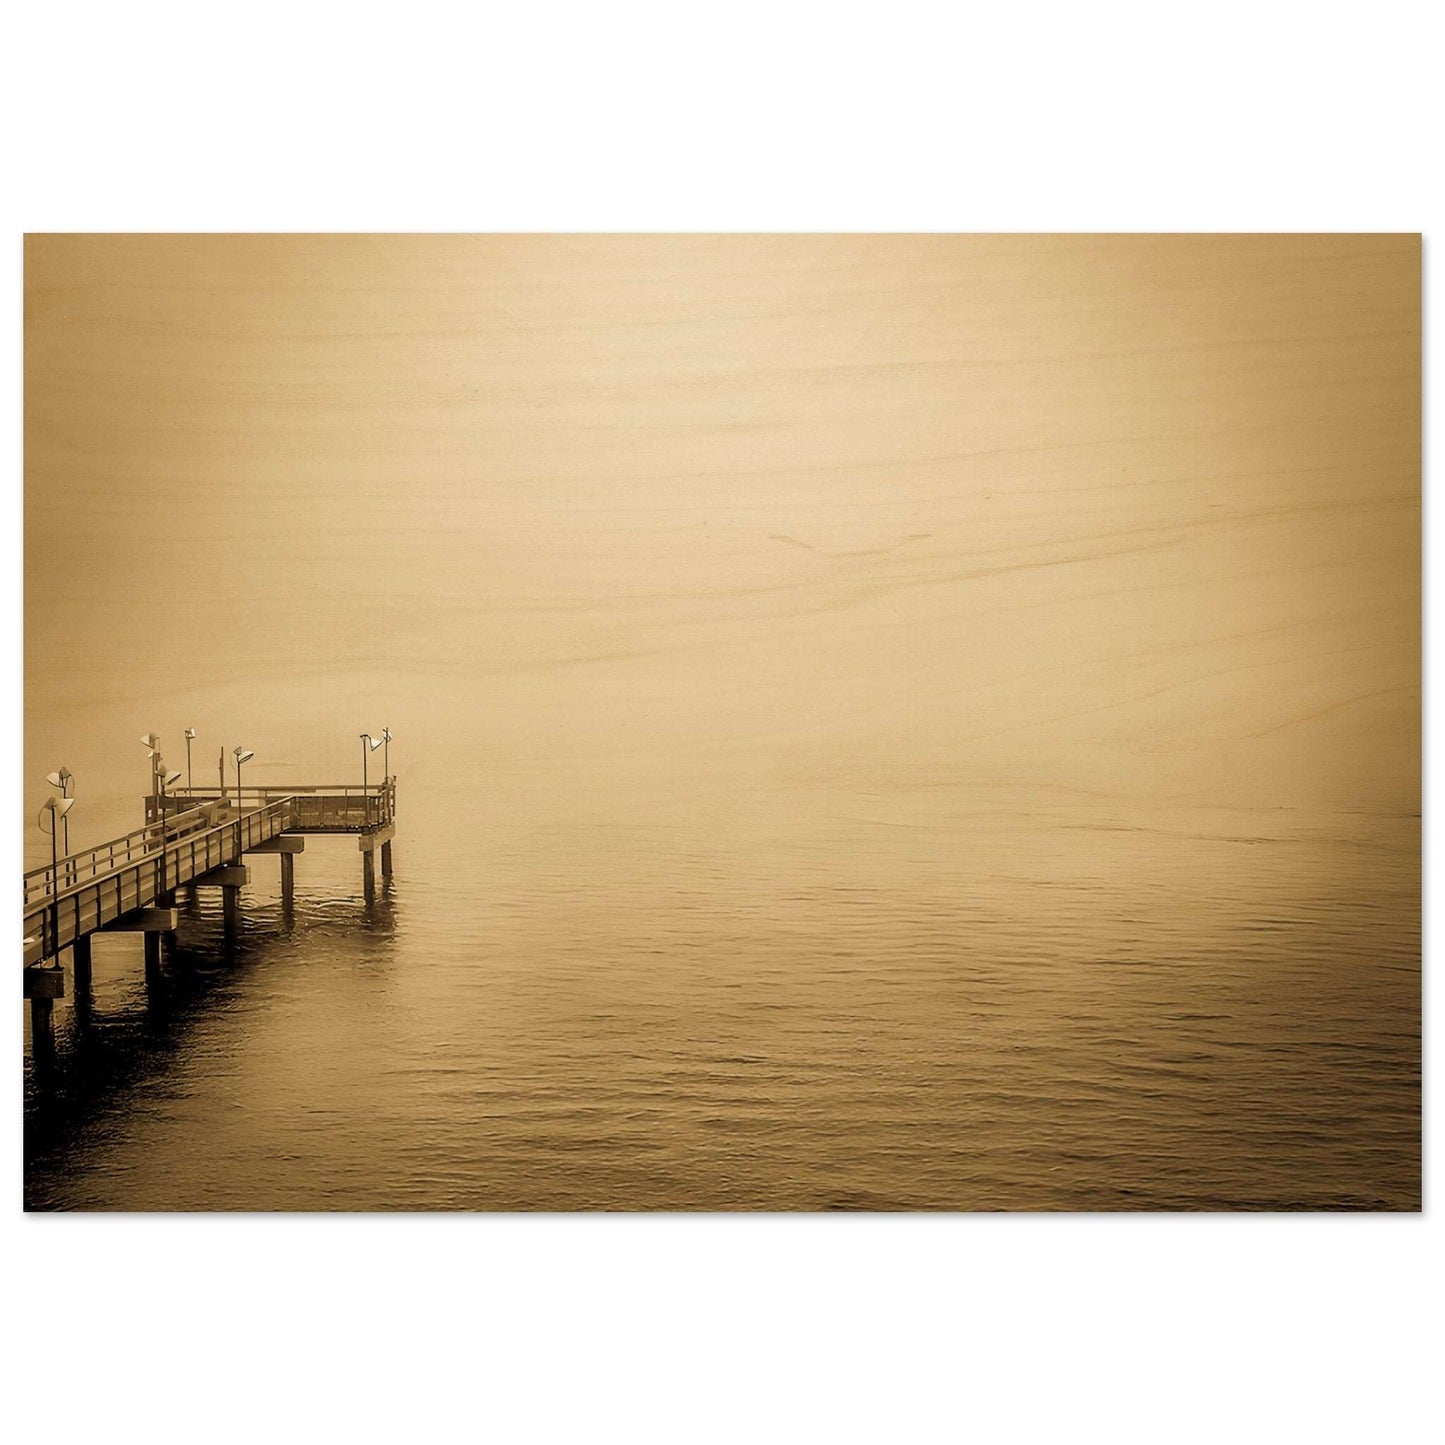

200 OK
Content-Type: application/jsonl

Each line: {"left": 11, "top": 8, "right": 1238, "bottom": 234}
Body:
{"left": 23, "top": 780, "right": 397, "bottom": 1070}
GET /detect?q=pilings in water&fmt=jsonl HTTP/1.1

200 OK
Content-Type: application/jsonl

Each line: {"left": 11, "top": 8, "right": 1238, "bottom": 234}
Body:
{"left": 71, "top": 935, "right": 94, "bottom": 1024}
{"left": 359, "top": 824, "right": 394, "bottom": 902}
{"left": 72, "top": 935, "right": 92, "bottom": 995}
{"left": 101, "top": 906, "right": 180, "bottom": 988}
{"left": 245, "top": 834, "right": 303, "bottom": 913}
{"left": 24, "top": 786, "right": 396, "bottom": 1077}
{"left": 24, "top": 964, "right": 64, "bottom": 1073}
{"left": 195, "top": 865, "right": 250, "bottom": 942}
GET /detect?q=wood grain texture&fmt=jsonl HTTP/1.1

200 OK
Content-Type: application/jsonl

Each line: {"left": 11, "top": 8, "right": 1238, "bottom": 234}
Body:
{"left": 25, "top": 235, "right": 1420, "bottom": 825}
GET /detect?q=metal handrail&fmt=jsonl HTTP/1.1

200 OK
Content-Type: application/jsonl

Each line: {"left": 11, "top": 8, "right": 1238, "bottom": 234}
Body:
{"left": 171, "top": 783, "right": 392, "bottom": 796}
{"left": 23, "top": 798, "right": 287, "bottom": 907}
{"left": 23, "top": 803, "right": 230, "bottom": 907}
{"left": 173, "top": 781, "right": 395, "bottom": 829}
{"left": 23, "top": 797, "right": 298, "bottom": 960}
{"left": 23, "top": 780, "right": 398, "bottom": 954}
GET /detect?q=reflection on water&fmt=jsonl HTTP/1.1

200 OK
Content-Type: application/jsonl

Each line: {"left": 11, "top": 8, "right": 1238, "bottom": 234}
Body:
{"left": 25, "top": 876, "right": 401, "bottom": 1192}
{"left": 24, "top": 787, "right": 1418, "bottom": 1211}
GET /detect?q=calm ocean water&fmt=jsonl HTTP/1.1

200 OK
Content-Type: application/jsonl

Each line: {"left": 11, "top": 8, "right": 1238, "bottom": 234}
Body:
{"left": 22, "top": 698, "right": 1419, "bottom": 1210}
{"left": 23, "top": 235, "right": 1419, "bottom": 1209}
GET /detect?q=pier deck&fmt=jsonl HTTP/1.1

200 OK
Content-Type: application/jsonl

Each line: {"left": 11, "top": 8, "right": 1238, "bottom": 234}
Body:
{"left": 23, "top": 781, "right": 397, "bottom": 1068}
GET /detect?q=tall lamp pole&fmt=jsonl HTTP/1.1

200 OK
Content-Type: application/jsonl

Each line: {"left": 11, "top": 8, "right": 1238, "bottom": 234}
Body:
{"left": 45, "top": 767, "right": 74, "bottom": 857}
{"left": 139, "top": 733, "right": 161, "bottom": 816}
{"left": 233, "top": 747, "right": 254, "bottom": 813}
{"left": 39, "top": 796, "right": 74, "bottom": 955}
{"left": 381, "top": 727, "right": 393, "bottom": 822}
{"left": 360, "top": 733, "right": 381, "bottom": 823}
{"left": 157, "top": 765, "right": 183, "bottom": 896}
{"left": 184, "top": 728, "right": 197, "bottom": 791}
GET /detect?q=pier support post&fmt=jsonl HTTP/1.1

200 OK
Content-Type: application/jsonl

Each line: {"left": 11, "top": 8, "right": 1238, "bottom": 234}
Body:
{"left": 72, "top": 935, "right": 93, "bottom": 994}
{"left": 100, "top": 908, "right": 178, "bottom": 988}
{"left": 358, "top": 825, "right": 392, "bottom": 902}
{"left": 30, "top": 997, "right": 56, "bottom": 1072}
{"left": 25, "top": 965, "right": 65, "bottom": 1074}
{"left": 242, "top": 838, "right": 302, "bottom": 912}
{"left": 192, "top": 866, "right": 248, "bottom": 942}
{"left": 144, "top": 932, "right": 162, "bottom": 988}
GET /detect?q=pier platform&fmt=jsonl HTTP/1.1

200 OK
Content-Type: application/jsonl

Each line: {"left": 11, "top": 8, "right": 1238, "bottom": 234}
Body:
{"left": 23, "top": 781, "right": 397, "bottom": 1068}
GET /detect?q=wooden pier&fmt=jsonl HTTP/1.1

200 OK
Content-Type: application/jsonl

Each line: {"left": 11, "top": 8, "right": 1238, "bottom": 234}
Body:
{"left": 23, "top": 780, "right": 397, "bottom": 1071}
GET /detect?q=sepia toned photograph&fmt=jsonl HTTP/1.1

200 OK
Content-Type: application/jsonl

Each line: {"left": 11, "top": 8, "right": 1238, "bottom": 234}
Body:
{"left": 22, "top": 233, "right": 1420, "bottom": 1212}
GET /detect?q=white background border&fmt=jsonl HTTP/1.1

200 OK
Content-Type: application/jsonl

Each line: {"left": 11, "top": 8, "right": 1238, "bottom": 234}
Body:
{"left": 4, "top": 4, "right": 1435, "bottom": 1441}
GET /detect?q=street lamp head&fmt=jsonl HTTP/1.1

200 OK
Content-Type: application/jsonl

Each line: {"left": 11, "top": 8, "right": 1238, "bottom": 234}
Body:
{"left": 234, "top": 748, "right": 255, "bottom": 766}
{"left": 366, "top": 736, "right": 382, "bottom": 752}
{"left": 139, "top": 733, "right": 159, "bottom": 753}
{"left": 382, "top": 727, "right": 392, "bottom": 743}
{"left": 45, "top": 769, "right": 73, "bottom": 789}
{"left": 184, "top": 727, "right": 197, "bottom": 740}
{"left": 38, "top": 796, "right": 71, "bottom": 837}
{"left": 164, "top": 770, "right": 183, "bottom": 788}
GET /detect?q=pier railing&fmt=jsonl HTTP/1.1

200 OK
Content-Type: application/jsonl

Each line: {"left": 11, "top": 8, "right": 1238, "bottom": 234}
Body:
{"left": 286, "top": 781, "right": 396, "bottom": 831}
{"left": 24, "top": 802, "right": 228, "bottom": 909}
{"left": 23, "top": 798, "right": 295, "bottom": 960}
{"left": 167, "top": 780, "right": 395, "bottom": 832}
{"left": 25, "top": 782, "right": 397, "bottom": 962}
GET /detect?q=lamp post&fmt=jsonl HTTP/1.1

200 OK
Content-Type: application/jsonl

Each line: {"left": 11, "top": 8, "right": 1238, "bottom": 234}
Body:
{"left": 38, "top": 795, "right": 75, "bottom": 956}
{"left": 140, "top": 733, "right": 161, "bottom": 814}
{"left": 233, "top": 747, "right": 255, "bottom": 812}
{"left": 45, "top": 767, "right": 74, "bottom": 858}
{"left": 381, "top": 727, "right": 393, "bottom": 823}
{"left": 157, "top": 765, "right": 183, "bottom": 897}
{"left": 184, "top": 727, "right": 197, "bottom": 791}
{"left": 360, "top": 733, "right": 382, "bottom": 823}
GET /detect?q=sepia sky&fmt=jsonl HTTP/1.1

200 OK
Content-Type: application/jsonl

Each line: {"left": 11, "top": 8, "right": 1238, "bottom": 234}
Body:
{"left": 24, "top": 234, "right": 1419, "bottom": 830}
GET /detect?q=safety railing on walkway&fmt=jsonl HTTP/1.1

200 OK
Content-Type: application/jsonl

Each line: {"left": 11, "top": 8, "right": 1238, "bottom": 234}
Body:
{"left": 169, "top": 780, "right": 395, "bottom": 831}
{"left": 23, "top": 798, "right": 295, "bottom": 961}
